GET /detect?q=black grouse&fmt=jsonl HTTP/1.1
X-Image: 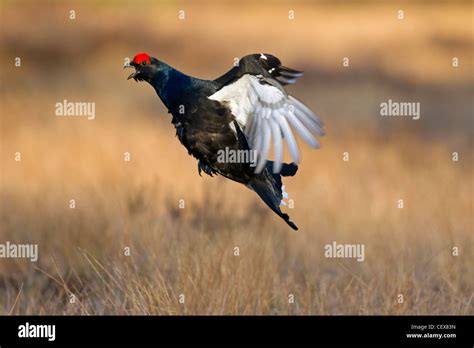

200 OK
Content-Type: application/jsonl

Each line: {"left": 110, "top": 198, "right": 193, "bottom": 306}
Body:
{"left": 125, "top": 53, "right": 324, "bottom": 230}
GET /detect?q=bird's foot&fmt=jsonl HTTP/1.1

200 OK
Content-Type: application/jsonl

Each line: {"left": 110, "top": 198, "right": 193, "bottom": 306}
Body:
{"left": 198, "top": 161, "right": 217, "bottom": 177}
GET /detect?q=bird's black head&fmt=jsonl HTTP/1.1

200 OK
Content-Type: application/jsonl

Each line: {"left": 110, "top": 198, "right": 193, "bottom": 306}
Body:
{"left": 124, "top": 52, "right": 161, "bottom": 82}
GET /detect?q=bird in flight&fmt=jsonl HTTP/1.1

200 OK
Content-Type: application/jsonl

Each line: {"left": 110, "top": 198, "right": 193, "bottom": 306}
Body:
{"left": 125, "top": 53, "right": 324, "bottom": 230}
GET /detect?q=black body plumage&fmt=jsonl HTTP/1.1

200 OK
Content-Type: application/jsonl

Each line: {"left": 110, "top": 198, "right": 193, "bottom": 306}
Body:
{"left": 126, "top": 53, "right": 321, "bottom": 230}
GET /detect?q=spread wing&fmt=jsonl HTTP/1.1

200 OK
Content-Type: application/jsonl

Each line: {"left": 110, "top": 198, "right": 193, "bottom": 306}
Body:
{"left": 208, "top": 74, "right": 324, "bottom": 173}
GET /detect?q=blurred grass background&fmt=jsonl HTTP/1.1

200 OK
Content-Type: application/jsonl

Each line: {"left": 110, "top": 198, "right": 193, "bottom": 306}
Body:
{"left": 0, "top": 0, "right": 472, "bottom": 314}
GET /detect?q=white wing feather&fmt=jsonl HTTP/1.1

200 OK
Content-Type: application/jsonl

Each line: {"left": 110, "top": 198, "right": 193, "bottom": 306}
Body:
{"left": 209, "top": 74, "right": 323, "bottom": 173}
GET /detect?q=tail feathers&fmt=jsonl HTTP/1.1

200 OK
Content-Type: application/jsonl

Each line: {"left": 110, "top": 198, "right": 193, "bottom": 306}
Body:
{"left": 249, "top": 162, "right": 298, "bottom": 230}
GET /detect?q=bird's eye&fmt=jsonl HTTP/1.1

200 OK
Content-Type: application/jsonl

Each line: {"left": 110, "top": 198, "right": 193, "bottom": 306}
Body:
{"left": 141, "top": 61, "right": 147, "bottom": 66}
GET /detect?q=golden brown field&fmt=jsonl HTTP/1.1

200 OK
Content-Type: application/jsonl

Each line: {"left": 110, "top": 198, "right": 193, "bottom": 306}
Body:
{"left": 0, "top": 0, "right": 472, "bottom": 315}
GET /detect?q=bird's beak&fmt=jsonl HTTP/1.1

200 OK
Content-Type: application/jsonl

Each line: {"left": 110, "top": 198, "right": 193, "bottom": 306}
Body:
{"left": 124, "top": 62, "right": 138, "bottom": 80}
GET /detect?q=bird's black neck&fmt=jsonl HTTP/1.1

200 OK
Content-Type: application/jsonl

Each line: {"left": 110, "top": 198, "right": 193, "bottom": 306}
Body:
{"left": 148, "top": 64, "right": 188, "bottom": 109}
{"left": 149, "top": 63, "right": 219, "bottom": 113}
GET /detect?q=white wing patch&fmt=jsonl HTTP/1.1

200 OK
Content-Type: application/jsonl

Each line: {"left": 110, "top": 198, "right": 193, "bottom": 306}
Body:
{"left": 209, "top": 74, "right": 324, "bottom": 173}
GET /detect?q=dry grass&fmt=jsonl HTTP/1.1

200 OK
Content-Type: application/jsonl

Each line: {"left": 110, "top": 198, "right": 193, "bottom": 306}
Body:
{"left": 0, "top": 0, "right": 472, "bottom": 315}
{"left": 1, "top": 122, "right": 472, "bottom": 315}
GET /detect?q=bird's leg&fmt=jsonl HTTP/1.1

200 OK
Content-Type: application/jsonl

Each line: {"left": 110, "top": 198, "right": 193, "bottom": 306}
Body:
{"left": 197, "top": 160, "right": 217, "bottom": 177}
